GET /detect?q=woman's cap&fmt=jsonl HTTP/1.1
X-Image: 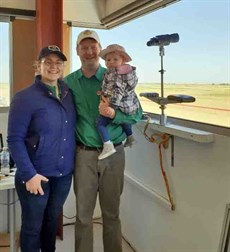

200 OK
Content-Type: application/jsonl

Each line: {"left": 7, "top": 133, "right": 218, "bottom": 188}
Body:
{"left": 99, "top": 44, "right": 132, "bottom": 62}
{"left": 38, "top": 45, "right": 67, "bottom": 61}
{"left": 77, "top": 30, "right": 100, "bottom": 45}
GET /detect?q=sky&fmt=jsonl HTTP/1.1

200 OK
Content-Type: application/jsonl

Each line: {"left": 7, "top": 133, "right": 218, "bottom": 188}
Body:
{"left": 0, "top": 21, "right": 9, "bottom": 83}
{"left": 0, "top": 0, "right": 229, "bottom": 84}
{"left": 71, "top": 0, "right": 230, "bottom": 84}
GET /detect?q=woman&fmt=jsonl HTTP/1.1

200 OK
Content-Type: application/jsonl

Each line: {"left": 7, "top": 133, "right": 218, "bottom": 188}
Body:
{"left": 7, "top": 45, "right": 76, "bottom": 252}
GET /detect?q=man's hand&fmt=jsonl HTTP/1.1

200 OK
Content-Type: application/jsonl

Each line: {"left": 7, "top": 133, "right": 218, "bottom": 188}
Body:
{"left": 99, "top": 96, "right": 115, "bottom": 119}
{"left": 26, "top": 174, "right": 49, "bottom": 195}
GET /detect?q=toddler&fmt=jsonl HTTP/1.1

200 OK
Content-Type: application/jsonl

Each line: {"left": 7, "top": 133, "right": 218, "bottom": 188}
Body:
{"left": 96, "top": 44, "right": 139, "bottom": 160}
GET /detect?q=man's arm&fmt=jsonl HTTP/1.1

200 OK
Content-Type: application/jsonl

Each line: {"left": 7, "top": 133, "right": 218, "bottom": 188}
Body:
{"left": 112, "top": 106, "right": 143, "bottom": 125}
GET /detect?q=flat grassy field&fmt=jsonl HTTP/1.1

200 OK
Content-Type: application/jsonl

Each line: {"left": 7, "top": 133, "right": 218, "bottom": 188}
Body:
{"left": 1, "top": 83, "right": 230, "bottom": 127}
{"left": 136, "top": 83, "right": 230, "bottom": 127}
{"left": 0, "top": 83, "right": 10, "bottom": 106}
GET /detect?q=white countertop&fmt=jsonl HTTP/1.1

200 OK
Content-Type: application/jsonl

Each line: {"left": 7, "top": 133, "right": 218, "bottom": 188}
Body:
{"left": 0, "top": 169, "right": 16, "bottom": 190}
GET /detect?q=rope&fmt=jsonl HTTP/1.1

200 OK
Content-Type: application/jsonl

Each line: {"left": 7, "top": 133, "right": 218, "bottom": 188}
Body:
{"left": 144, "top": 119, "right": 176, "bottom": 211}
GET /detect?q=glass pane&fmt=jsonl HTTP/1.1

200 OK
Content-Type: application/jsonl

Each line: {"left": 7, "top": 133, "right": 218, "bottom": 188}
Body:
{"left": 136, "top": 84, "right": 230, "bottom": 127}
{"left": 70, "top": 1, "right": 229, "bottom": 127}
{"left": 0, "top": 21, "right": 10, "bottom": 107}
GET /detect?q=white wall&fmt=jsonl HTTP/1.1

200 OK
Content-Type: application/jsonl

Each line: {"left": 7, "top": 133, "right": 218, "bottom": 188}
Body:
{"left": 120, "top": 122, "right": 230, "bottom": 252}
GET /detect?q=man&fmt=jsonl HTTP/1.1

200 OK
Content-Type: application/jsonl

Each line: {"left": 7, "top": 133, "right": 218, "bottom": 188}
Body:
{"left": 64, "top": 30, "right": 142, "bottom": 252}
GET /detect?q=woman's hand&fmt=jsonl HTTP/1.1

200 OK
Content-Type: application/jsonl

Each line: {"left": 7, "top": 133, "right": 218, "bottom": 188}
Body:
{"left": 99, "top": 96, "right": 115, "bottom": 119}
{"left": 26, "top": 174, "right": 49, "bottom": 195}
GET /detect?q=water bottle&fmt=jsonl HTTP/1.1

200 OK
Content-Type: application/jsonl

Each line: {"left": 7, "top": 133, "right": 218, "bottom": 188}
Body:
{"left": 0, "top": 146, "right": 10, "bottom": 173}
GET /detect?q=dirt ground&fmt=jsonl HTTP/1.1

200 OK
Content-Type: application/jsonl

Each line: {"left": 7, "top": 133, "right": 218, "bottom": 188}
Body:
{"left": 136, "top": 84, "right": 230, "bottom": 127}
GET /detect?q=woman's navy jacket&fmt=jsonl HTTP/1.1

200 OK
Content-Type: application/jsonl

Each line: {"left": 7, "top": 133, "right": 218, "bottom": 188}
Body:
{"left": 7, "top": 75, "right": 76, "bottom": 182}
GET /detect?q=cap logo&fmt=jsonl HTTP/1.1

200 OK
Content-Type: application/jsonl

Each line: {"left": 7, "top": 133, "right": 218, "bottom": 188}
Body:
{"left": 83, "top": 30, "right": 93, "bottom": 35}
{"left": 48, "top": 45, "right": 61, "bottom": 52}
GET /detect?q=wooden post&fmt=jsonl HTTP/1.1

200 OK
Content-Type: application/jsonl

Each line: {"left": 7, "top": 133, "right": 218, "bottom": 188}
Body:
{"left": 36, "top": 0, "right": 64, "bottom": 240}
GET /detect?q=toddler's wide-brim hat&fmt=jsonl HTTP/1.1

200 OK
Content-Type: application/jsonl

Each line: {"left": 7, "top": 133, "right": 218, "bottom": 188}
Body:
{"left": 99, "top": 44, "right": 132, "bottom": 62}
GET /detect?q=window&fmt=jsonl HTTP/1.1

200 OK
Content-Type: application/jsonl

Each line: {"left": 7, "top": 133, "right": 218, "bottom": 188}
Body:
{"left": 0, "top": 18, "right": 10, "bottom": 108}
{"left": 70, "top": 1, "right": 229, "bottom": 127}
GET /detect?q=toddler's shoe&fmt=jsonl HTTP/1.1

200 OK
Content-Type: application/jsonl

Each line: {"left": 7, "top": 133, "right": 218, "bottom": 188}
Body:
{"left": 98, "top": 142, "right": 116, "bottom": 160}
{"left": 124, "top": 135, "right": 137, "bottom": 148}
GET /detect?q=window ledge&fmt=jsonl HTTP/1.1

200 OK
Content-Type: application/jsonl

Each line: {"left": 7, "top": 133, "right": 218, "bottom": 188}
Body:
{"left": 141, "top": 119, "right": 214, "bottom": 143}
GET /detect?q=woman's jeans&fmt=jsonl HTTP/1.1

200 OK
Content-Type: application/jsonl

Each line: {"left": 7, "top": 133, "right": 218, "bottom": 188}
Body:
{"left": 15, "top": 173, "right": 72, "bottom": 252}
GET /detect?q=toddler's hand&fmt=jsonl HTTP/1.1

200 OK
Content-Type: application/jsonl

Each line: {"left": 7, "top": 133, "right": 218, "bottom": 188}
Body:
{"left": 99, "top": 98, "right": 115, "bottom": 119}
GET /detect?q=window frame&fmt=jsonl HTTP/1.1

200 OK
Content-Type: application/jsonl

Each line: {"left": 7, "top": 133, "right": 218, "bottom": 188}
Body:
{"left": 0, "top": 16, "right": 12, "bottom": 112}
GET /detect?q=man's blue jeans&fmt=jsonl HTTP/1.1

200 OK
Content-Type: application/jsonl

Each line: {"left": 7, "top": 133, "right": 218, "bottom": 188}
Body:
{"left": 15, "top": 173, "right": 72, "bottom": 252}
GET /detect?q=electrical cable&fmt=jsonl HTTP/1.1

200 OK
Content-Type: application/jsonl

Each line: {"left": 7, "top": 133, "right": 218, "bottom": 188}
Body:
{"left": 143, "top": 118, "right": 176, "bottom": 211}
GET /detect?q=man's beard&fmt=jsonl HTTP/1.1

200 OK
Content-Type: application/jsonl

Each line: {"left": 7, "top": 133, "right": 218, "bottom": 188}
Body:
{"left": 82, "top": 58, "right": 99, "bottom": 69}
